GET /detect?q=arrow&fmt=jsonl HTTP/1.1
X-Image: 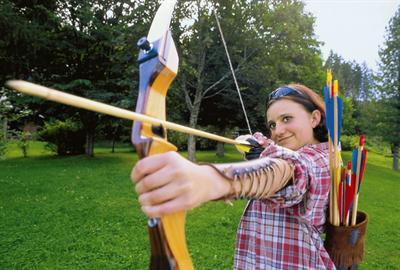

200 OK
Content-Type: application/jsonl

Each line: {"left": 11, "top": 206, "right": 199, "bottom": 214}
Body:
{"left": 351, "top": 134, "right": 367, "bottom": 225}
{"left": 5, "top": 80, "right": 251, "bottom": 152}
{"left": 324, "top": 73, "right": 344, "bottom": 226}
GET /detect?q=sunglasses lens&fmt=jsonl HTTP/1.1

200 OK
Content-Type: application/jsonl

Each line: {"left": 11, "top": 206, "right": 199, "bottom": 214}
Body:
{"left": 267, "top": 87, "right": 303, "bottom": 103}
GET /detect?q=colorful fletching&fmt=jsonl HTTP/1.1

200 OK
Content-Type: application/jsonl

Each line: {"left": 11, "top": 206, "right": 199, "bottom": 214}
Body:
{"left": 323, "top": 86, "right": 344, "bottom": 144}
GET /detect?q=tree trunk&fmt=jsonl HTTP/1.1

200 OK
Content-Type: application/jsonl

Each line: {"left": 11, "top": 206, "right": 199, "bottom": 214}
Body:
{"left": 188, "top": 135, "right": 196, "bottom": 161}
{"left": 187, "top": 95, "right": 203, "bottom": 161}
{"left": 186, "top": 43, "right": 207, "bottom": 161}
{"left": 216, "top": 142, "right": 225, "bottom": 157}
{"left": 81, "top": 112, "right": 97, "bottom": 157}
{"left": 111, "top": 126, "right": 117, "bottom": 153}
{"left": 85, "top": 131, "right": 95, "bottom": 157}
{"left": 111, "top": 134, "right": 116, "bottom": 153}
{"left": 393, "top": 142, "right": 399, "bottom": 171}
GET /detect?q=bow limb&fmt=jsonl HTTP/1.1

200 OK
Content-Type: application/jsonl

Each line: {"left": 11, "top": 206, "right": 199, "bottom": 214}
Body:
{"left": 131, "top": 1, "right": 194, "bottom": 269}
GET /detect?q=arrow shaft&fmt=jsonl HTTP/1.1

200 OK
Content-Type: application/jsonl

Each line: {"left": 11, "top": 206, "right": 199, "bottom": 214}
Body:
{"left": 351, "top": 146, "right": 363, "bottom": 225}
{"left": 6, "top": 80, "right": 244, "bottom": 147}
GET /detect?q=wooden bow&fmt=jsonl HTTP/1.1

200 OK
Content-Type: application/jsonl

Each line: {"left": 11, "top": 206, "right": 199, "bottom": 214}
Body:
{"left": 131, "top": 1, "right": 193, "bottom": 269}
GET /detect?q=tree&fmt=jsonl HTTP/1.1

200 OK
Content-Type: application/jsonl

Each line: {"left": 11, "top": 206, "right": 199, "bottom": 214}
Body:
{"left": 49, "top": 0, "right": 145, "bottom": 156}
{"left": 173, "top": 0, "right": 324, "bottom": 160}
{"left": 324, "top": 52, "right": 376, "bottom": 135}
{"left": 377, "top": 7, "right": 400, "bottom": 170}
{"left": 1, "top": 0, "right": 149, "bottom": 157}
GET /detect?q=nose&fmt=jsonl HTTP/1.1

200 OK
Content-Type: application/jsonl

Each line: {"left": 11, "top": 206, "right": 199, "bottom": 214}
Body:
{"left": 274, "top": 123, "right": 285, "bottom": 136}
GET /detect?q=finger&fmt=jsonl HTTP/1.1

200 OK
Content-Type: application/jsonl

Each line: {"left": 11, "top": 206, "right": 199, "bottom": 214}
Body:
{"left": 135, "top": 165, "right": 178, "bottom": 194}
{"left": 138, "top": 178, "right": 186, "bottom": 206}
{"left": 131, "top": 152, "right": 177, "bottom": 183}
{"left": 141, "top": 196, "right": 194, "bottom": 218}
{"left": 235, "top": 134, "right": 252, "bottom": 141}
{"left": 252, "top": 132, "right": 265, "bottom": 139}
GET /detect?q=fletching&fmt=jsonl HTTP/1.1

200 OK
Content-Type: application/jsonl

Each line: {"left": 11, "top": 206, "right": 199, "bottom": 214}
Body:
{"left": 323, "top": 86, "right": 343, "bottom": 144}
{"left": 351, "top": 148, "right": 367, "bottom": 193}
{"left": 358, "top": 149, "right": 367, "bottom": 192}
{"left": 344, "top": 173, "right": 356, "bottom": 217}
{"left": 352, "top": 149, "right": 358, "bottom": 173}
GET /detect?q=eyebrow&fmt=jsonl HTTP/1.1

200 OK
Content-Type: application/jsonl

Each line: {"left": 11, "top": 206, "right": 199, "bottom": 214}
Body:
{"left": 267, "top": 113, "right": 292, "bottom": 125}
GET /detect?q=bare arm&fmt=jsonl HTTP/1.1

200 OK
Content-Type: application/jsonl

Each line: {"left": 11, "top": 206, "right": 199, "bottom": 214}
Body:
{"left": 131, "top": 152, "right": 294, "bottom": 217}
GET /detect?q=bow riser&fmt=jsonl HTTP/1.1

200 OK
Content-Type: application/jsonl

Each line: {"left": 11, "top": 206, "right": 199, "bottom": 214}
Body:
{"left": 131, "top": 2, "right": 194, "bottom": 268}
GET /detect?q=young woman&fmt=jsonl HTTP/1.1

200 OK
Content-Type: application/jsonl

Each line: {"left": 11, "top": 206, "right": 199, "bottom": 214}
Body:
{"left": 131, "top": 84, "right": 336, "bottom": 269}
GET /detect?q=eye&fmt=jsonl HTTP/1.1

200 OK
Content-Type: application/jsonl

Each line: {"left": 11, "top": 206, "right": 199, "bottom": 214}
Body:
{"left": 282, "top": 116, "right": 292, "bottom": 123}
{"left": 269, "top": 122, "right": 276, "bottom": 130}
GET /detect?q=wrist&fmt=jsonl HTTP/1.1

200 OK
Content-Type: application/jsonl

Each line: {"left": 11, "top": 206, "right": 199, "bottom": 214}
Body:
{"left": 199, "top": 164, "right": 232, "bottom": 201}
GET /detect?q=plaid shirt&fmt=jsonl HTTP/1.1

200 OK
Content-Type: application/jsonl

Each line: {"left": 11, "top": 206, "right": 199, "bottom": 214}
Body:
{"left": 234, "top": 142, "right": 336, "bottom": 270}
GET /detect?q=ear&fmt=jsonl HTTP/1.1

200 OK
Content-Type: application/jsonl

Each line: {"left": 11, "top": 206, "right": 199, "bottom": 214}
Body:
{"left": 310, "top": 110, "right": 321, "bottom": 128}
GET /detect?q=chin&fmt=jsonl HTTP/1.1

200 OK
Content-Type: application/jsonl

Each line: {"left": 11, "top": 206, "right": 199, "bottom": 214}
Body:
{"left": 283, "top": 142, "right": 301, "bottom": 151}
{"left": 279, "top": 142, "right": 294, "bottom": 150}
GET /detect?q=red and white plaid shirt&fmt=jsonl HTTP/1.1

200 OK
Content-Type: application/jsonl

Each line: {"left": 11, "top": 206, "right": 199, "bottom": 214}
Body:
{"left": 234, "top": 142, "right": 336, "bottom": 270}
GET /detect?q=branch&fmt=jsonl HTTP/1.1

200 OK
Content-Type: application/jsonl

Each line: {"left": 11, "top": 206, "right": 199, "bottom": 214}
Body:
{"left": 204, "top": 86, "right": 228, "bottom": 99}
{"left": 180, "top": 73, "right": 193, "bottom": 111}
{"left": 203, "top": 48, "right": 257, "bottom": 96}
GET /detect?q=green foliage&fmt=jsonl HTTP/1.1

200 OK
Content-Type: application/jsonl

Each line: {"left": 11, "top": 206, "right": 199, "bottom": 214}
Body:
{"left": 168, "top": 126, "right": 220, "bottom": 151}
{"left": 38, "top": 119, "right": 85, "bottom": 155}
{"left": 324, "top": 52, "right": 375, "bottom": 137}
{"left": 364, "top": 136, "right": 392, "bottom": 156}
{"left": 376, "top": 6, "right": 400, "bottom": 170}
{"left": 0, "top": 131, "right": 7, "bottom": 160}
{"left": 172, "top": 0, "right": 325, "bottom": 141}
{"left": 340, "top": 135, "right": 359, "bottom": 151}
{"left": 341, "top": 135, "right": 392, "bottom": 154}
{"left": 2, "top": 0, "right": 328, "bottom": 158}
{"left": 168, "top": 130, "right": 189, "bottom": 151}
{"left": 10, "top": 130, "right": 31, "bottom": 158}
{"left": 324, "top": 52, "right": 374, "bottom": 101}
{"left": 341, "top": 96, "right": 357, "bottom": 135}
{"left": 197, "top": 126, "right": 222, "bottom": 150}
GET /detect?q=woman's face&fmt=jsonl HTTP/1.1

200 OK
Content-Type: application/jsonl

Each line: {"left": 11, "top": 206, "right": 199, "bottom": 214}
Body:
{"left": 266, "top": 99, "right": 321, "bottom": 150}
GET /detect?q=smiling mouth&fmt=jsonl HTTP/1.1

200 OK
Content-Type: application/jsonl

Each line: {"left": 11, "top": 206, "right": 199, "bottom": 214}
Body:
{"left": 279, "top": 136, "right": 293, "bottom": 143}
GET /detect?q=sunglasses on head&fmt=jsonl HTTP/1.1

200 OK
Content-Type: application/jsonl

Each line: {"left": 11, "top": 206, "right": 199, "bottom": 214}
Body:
{"left": 267, "top": 86, "right": 305, "bottom": 103}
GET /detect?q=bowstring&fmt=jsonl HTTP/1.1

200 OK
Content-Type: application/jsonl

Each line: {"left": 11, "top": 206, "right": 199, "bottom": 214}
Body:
{"left": 214, "top": 10, "right": 252, "bottom": 135}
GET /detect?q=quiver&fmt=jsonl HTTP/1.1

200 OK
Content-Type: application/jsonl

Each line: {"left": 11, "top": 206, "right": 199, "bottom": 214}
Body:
{"left": 324, "top": 211, "right": 368, "bottom": 270}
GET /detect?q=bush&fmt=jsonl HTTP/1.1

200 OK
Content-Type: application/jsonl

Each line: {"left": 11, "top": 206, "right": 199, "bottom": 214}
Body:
{"left": 340, "top": 135, "right": 359, "bottom": 151}
{"left": 0, "top": 132, "right": 7, "bottom": 160}
{"left": 340, "top": 135, "right": 392, "bottom": 155}
{"left": 38, "top": 119, "right": 85, "bottom": 155}
{"left": 364, "top": 136, "right": 392, "bottom": 156}
{"left": 167, "top": 130, "right": 188, "bottom": 151}
{"left": 10, "top": 130, "right": 31, "bottom": 158}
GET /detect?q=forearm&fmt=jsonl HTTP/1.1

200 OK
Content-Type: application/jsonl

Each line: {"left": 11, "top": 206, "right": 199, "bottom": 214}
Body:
{"left": 202, "top": 157, "right": 294, "bottom": 201}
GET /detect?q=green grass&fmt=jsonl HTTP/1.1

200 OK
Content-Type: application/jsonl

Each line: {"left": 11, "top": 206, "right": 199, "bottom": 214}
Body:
{"left": 1, "top": 142, "right": 399, "bottom": 269}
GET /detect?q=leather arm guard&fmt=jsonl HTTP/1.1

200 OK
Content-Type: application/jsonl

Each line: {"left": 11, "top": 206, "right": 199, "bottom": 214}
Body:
{"left": 205, "top": 157, "right": 294, "bottom": 201}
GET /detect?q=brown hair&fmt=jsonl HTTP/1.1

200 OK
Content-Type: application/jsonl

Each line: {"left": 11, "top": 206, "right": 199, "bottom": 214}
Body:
{"left": 265, "top": 83, "right": 328, "bottom": 143}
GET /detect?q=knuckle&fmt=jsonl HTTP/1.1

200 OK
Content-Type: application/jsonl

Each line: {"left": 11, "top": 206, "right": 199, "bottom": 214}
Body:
{"left": 130, "top": 168, "right": 136, "bottom": 182}
{"left": 169, "top": 167, "right": 180, "bottom": 179}
{"left": 141, "top": 178, "right": 152, "bottom": 190}
{"left": 135, "top": 183, "right": 141, "bottom": 194}
{"left": 134, "top": 160, "right": 145, "bottom": 175}
{"left": 183, "top": 180, "right": 194, "bottom": 192}
{"left": 158, "top": 207, "right": 167, "bottom": 216}
{"left": 143, "top": 195, "right": 154, "bottom": 205}
{"left": 165, "top": 151, "right": 177, "bottom": 161}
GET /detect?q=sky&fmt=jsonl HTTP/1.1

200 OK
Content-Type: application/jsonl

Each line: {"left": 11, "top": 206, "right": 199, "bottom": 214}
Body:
{"left": 303, "top": 0, "right": 400, "bottom": 71}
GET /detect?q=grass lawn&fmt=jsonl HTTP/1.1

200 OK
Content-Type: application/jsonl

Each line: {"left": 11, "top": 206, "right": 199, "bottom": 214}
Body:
{"left": 1, "top": 141, "right": 399, "bottom": 269}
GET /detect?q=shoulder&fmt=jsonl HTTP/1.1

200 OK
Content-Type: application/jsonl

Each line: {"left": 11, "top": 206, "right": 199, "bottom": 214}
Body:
{"left": 297, "top": 142, "right": 330, "bottom": 179}
{"left": 298, "top": 142, "right": 329, "bottom": 161}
